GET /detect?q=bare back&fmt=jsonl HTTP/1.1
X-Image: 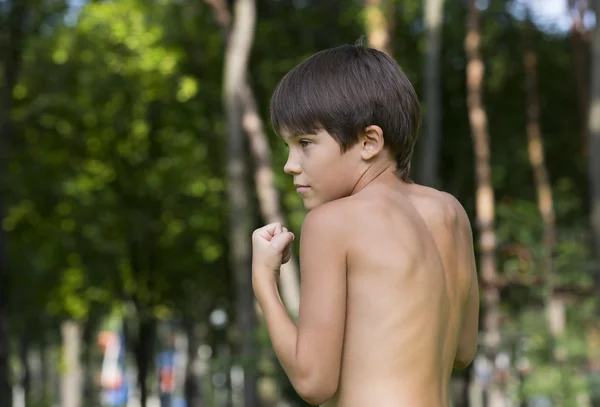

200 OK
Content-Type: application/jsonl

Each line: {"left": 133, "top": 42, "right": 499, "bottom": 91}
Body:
{"left": 323, "top": 182, "right": 476, "bottom": 407}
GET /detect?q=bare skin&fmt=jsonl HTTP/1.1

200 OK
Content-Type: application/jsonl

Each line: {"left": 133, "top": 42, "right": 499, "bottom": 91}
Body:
{"left": 321, "top": 179, "right": 478, "bottom": 407}
{"left": 252, "top": 126, "right": 479, "bottom": 407}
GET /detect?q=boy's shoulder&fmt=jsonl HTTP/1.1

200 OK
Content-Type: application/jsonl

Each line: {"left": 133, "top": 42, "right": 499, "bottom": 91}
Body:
{"left": 300, "top": 196, "right": 372, "bottom": 247}
{"left": 301, "top": 187, "right": 469, "bottom": 235}
{"left": 301, "top": 198, "right": 355, "bottom": 233}
{"left": 409, "top": 188, "right": 476, "bottom": 251}
{"left": 402, "top": 184, "right": 469, "bottom": 225}
{"left": 428, "top": 188, "right": 470, "bottom": 228}
{"left": 298, "top": 200, "right": 355, "bottom": 261}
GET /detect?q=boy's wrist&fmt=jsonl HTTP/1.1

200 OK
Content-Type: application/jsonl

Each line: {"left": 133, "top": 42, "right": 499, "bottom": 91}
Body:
{"left": 252, "top": 267, "right": 280, "bottom": 296}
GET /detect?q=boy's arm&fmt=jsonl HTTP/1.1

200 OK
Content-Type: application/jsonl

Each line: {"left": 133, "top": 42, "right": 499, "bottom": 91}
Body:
{"left": 253, "top": 206, "right": 347, "bottom": 405}
{"left": 454, "top": 265, "right": 479, "bottom": 369}
{"left": 453, "top": 205, "right": 479, "bottom": 369}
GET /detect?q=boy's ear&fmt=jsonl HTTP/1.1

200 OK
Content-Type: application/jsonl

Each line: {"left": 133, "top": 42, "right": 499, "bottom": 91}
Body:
{"left": 359, "top": 125, "right": 385, "bottom": 161}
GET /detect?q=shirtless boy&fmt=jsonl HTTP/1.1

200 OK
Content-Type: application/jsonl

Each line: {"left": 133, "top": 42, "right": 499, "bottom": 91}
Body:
{"left": 251, "top": 44, "right": 479, "bottom": 407}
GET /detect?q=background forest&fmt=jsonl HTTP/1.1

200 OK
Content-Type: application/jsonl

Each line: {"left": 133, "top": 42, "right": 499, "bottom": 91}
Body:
{"left": 1, "top": 0, "right": 599, "bottom": 406}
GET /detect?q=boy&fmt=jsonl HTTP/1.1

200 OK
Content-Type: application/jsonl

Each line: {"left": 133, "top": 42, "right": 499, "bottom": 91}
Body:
{"left": 251, "top": 44, "right": 479, "bottom": 407}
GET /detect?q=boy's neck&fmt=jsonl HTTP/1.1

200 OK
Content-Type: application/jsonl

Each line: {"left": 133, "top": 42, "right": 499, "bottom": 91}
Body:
{"left": 350, "top": 163, "right": 403, "bottom": 196}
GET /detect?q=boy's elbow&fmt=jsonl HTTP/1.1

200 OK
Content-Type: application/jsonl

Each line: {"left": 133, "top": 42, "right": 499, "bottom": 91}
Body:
{"left": 453, "top": 355, "right": 473, "bottom": 370}
{"left": 297, "top": 387, "right": 336, "bottom": 406}
{"left": 453, "top": 345, "right": 478, "bottom": 370}
{"left": 294, "top": 374, "right": 338, "bottom": 406}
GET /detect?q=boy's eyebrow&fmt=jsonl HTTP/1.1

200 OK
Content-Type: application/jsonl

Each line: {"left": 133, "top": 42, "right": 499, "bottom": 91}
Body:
{"left": 281, "top": 133, "right": 306, "bottom": 143}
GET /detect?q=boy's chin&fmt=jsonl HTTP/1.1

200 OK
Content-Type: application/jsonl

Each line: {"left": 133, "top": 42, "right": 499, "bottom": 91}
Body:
{"left": 303, "top": 201, "right": 316, "bottom": 211}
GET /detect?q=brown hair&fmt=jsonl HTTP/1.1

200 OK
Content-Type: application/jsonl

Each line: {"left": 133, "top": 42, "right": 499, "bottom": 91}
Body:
{"left": 270, "top": 44, "right": 421, "bottom": 181}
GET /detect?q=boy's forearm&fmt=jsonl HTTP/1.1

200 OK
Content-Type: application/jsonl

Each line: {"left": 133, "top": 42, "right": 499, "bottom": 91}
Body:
{"left": 253, "top": 273, "right": 302, "bottom": 381}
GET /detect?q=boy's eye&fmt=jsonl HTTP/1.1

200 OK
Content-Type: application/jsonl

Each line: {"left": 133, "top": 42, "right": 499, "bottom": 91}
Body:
{"left": 299, "top": 140, "right": 312, "bottom": 147}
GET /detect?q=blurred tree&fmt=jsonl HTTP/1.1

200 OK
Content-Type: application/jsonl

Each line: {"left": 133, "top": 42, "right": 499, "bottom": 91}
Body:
{"left": 364, "top": 0, "right": 394, "bottom": 56}
{"left": 60, "top": 320, "right": 82, "bottom": 407}
{"left": 417, "top": 0, "right": 445, "bottom": 187}
{"left": 0, "top": 0, "right": 596, "bottom": 406}
{"left": 523, "top": 8, "right": 560, "bottom": 341}
{"left": 569, "top": 0, "right": 592, "bottom": 156}
{"left": 0, "top": 1, "right": 27, "bottom": 405}
{"left": 589, "top": 0, "right": 600, "bottom": 290}
{"left": 464, "top": 1, "right": 503, "bottom": 406}
{"left": 522, "top": 9, "right": 566, "bottom": 405}
{"left": 223, "top": 0, "right": 259, "bottom": 406}
{"left": 588, "top": 7, "right": 600, "bottom": 400}
{"left": 3, "top": 1, "right": 232, "bottom": 405}
{"left": 205, "top": 0, "right": 300, "bottom": 320}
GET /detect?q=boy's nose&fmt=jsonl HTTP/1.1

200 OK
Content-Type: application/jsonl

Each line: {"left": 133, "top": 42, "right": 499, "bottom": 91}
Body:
{"left": 283, "top": 157, "right": 301, "bottom": 175}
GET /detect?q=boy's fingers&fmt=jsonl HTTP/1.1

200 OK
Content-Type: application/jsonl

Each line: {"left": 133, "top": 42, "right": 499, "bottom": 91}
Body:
{"left": 255, "top": 228, "right": 272, "bottom": 241}
{"left": 270, "top": 231, "right": 294, "bottom": 250}
{"left": 255, "top": 223, "right": 283, "bottom": 241}
{"left": 282, "top": 227, "right": 294, "bottom": 240}
{"left": 263, "top": 222, "right": 282, "bottom": 235}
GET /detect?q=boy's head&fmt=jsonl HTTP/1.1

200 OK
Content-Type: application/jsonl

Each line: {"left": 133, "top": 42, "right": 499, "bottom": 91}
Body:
{"left": 270, "top": 44, "right": 420, "bottom": 209}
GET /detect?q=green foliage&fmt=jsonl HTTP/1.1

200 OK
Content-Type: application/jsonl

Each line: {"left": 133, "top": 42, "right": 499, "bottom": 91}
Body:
{"left": 1, "top": 0, "right": 597, "bottom": 405}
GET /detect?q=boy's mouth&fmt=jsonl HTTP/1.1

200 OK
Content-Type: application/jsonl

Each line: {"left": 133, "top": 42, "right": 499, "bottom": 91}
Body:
{"left": 294, "top": 184, "right": 310, "bottom": 193}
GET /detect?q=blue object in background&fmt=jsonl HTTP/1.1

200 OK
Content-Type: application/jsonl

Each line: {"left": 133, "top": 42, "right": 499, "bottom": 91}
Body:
{"left": 102, "top": 383, "right": 129, "bottom": 407}
{"left": 101, "top": 331, "right": 130, "bottom": 407}
{"left": 173, "top": 397, "right": 187, "bottom": 407}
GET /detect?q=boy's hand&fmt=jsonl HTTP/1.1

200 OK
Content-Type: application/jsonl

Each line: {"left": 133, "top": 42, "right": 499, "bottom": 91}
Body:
{"left": 252, "top": 222, "right": 295, "bottom": 281}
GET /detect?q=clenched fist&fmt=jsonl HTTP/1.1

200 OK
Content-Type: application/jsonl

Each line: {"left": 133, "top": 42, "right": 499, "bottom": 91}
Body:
{"left": 251, "top": 222, "right": 295, "bottom": 282}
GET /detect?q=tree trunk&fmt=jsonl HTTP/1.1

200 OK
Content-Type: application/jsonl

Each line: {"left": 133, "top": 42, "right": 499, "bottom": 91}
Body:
{"left": 135, "top": 316, "right": 155, "bottom": 407}
{"left": 40, "top": 331, "right": 50, "bottom": 404}
{"left": 464, "top": 1, "right": 503, "bottom": 406}
{"left": 61, "top": 320, "right": 82, "bottom": 407}
{"left": 223, "top": 1, "right": 259, "bottom": 406}
{"left": 586, "top": 325, "right": 600, "bottom": 404}
{"left": 569, "top": 0, "right": 591, "bottom": 156}
{"left": 588, "top": 7, "right": 600, "bottom": 406}
{"left": 417, "top": 0, "right": 445, "bottom": 187}
{"left": 82, "top": 317, "right": 96, "bottom": 406}
{"left": 0, "top": 202, "right": 11, "bottom": 407}
{"left": 184, "top": 322, "right": 204, "bottom": 407}
{"left": 589, "top": 0, "right": 600, "bottom": 288}
{"left": 205, "top": 0, "right": 301, "bottom": 319}
{"left": 19, "top": 331, "right": 31, "bottom": 407}
{"left": 523, "top": 10, "right": 561, "bottom": 338}
{"left": 240, "top": 83, "right": 301, "bottom": 318}
{"left": 523, "top": 14, "right": 569, "bottom": 404}
{"left": 0, "top": 2, "right": 27, "bottom": 405}
{"left": 364, "top": 0, "right": 394, "bottom": 56}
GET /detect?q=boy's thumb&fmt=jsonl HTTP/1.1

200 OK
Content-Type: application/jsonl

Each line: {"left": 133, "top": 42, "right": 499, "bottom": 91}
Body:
{"left": 270, "top": 231, "right": 294, "bottom": 250}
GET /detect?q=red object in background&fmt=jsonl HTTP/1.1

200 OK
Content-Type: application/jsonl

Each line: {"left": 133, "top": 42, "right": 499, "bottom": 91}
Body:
{"left": 98, "top": 331, "right": 117, "bottom": 349}
{"left": 98, "top": 331, "right": 124, "bottom": 390}
{"left": 160, "top": 367, "right": 175, "bottom": 393}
